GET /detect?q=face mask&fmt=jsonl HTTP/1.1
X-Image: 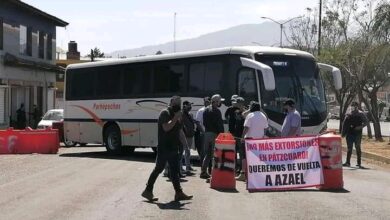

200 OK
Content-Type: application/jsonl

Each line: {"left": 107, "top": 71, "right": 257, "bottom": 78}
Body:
{"left": 171, "top": 105, "right": 181, "bottom": 113}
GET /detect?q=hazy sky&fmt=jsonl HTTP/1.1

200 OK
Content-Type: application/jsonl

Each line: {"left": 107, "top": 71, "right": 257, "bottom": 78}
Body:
{"left": 23, "top": 0, "right": 319, "bottom": 55}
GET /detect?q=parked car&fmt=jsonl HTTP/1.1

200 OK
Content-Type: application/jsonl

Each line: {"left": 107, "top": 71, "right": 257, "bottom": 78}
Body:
{"left": 328, "top": 105, "right": 340, "bottom": 119}
{"left": 37, "top": 109, "right": 85, "bottom": 147}
{"left": 37, "top": 109, "right": 64, "bottom": 129}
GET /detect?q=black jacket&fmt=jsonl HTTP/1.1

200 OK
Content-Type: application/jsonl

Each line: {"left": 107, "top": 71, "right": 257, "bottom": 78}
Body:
{"left": 342, "top": 110, "right": 367, "bottom": 136}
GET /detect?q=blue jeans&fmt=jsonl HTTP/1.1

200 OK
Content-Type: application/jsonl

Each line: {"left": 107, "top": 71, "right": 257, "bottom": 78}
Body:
{"left": 183, "top": 137, "right": 193, "bottom": 170}
{"left": 346, "top": 133, "right": 362, "bottom": 165}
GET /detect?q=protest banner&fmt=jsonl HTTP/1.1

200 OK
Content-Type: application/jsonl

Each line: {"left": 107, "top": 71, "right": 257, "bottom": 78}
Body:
{"left": 245, "top": 136, "right": 323, "bottom": 191}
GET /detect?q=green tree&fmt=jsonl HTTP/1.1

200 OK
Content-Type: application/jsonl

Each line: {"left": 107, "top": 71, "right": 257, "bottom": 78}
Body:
{"left": 87, "top": 47, "right": 105, "bottom": 61}
{"left": 372, "top": 1, "right": 390, "bottom": 42}
{"left": 356, "top": 43, "right": 390, "bottom": 140}
{"left": 288, "top": 0, "right": 390, "bottom": 140}
{"left": 319, "top": 43, "right": 359, "bottom": 132}
{"left": 287, "top": 7, "right": 318, "bottom": 54}
{"left": 287, "top": 0, "right": 359, "bottom": 131}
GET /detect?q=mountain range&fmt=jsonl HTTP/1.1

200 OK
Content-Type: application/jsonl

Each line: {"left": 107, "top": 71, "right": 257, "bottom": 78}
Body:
{"left": 109, "top": 21, "right": 292, "bottom": 57}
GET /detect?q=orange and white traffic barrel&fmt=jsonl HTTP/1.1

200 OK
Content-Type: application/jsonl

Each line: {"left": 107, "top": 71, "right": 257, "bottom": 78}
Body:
{"left": 210, "top": 133, "right": 236, "bottom": 190}
{"left": 318, "top": 133, "right": 344, "bottom": 190}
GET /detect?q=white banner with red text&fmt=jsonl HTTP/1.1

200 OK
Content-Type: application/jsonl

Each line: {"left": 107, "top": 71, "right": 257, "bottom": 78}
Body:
{"left": 245, "top": 136, "right": 323, "bottom": 191}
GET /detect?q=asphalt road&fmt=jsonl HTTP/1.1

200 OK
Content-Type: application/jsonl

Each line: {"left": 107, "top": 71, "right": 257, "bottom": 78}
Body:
{"left": 1, "top": 146, "right": 389, "bottom": 220}
{"left": 327, "top": 119, "right": 390, "bottom": 136}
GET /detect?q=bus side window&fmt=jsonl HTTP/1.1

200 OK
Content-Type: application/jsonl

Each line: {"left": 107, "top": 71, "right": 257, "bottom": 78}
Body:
{"left": 188, "top": 60, "right": 223, "bottom": 95}
{"left": 189, "top": 63, "right": 204, "bottom": 92}
{"left": 96, "top": 66, "right": 121, "bottom": 98}
{"left": 70, "top": 68, "right": 96, "bottom": 99}
{"left": 205, "top": 62, "right": 223, "bottom": 93}
{"left": 153, "top": 63, "right": 185, "bottom": 95}
{"left": 123, "top": 65, "right": 151, "bottom": 96}
{"left": 237, "top": 68, "right": 258, "bottom": 104}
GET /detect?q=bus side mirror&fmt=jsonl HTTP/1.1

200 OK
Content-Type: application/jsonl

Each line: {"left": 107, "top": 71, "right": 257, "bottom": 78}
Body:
{"left": 240, "top": 57, "right": 275, "bottom": 91}
{"left": 318, "top": 63, "right": 342, "bottom": 90}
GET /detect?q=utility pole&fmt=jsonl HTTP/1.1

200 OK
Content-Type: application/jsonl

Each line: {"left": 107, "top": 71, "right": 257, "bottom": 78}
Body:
{"left": 261, "top": 16, "right": 302, "bottom": 47}
{"left": 173, "top": 12, "right": 177, "bottom": 53}
{"left": 318, "top": 0, "right": 322, "bottom": 56}
{"left": 90, "top": 49, "right": 94, "bottom": 61}
{"left": 280, "top": 23, "right": 283, "bottom": 47}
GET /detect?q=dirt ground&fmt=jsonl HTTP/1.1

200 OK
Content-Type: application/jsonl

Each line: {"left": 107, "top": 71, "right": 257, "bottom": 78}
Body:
{"left": 347, "top": 136, "right": 390, "bottom": 160}
{"left": 327, "top": 128, "right": 390, "bottom": 161}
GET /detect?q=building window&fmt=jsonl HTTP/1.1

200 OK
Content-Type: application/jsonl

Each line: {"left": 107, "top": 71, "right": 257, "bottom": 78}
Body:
{"left": 38, "top": 31, "right": 44, "bottom": 59}
{"left": 19, "top": 25, "right": 27, "bottom": 55}
{"left": 0, "top": 87, "right": 5, "bottom": 124}
{"left": 26, "top": 27, "right": 32, "bottom": 56}
{"left": 46, "top": 33, "right": 52, "bottom": 60}
{"left": 19, "top": 25, "right": 32, "bottom": 56}
{"left": 0, "top": 18, "right": 3, "bottom": 50}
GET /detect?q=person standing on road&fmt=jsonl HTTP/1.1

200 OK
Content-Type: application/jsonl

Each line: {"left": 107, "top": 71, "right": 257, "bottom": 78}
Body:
{"left": 164, "top": 129, "right": 186, "bottom": 178}
{"left": 225, "top": 94, "right": 239, "bottom": 133}
{"left": 200, "top": 94, "right": 225, "bottom": 179}
{"left": 342, "top": 101, "right": 368, "bottom": 168}
{"left": 194, "top": 97, "right": 210, "bottom": 163}
{"left": 237, "top": 102, "right": 268, "bottom": 181}
{"left": 231, "top": 97, "right": 246, "bottom": 174}
{"left": 16, "top": 103, "right": 26, "bottom": 129}
{"left": 281, "top": 99, "right": 301, "bottom": 137}
{"left": 182, "top": 101, "right": 197, "bottom": 174}
{"left": 30, "top": 104, "right": 41, "bottom": 129}
{"left": 142, "top": 96, "right": 193, "bottom": 202}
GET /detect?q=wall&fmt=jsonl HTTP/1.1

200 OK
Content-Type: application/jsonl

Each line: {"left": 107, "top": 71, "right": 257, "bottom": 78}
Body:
{"left": 0, "top": 1, "right": 60, "bottom": 128}
{"left": 0, "top": 1, "right": 57, "bottom": 64}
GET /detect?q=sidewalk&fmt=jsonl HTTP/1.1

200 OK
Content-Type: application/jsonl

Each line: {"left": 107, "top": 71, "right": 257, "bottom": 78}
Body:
{"left": 341, "top": 137, "right": 390, "bottom": 164}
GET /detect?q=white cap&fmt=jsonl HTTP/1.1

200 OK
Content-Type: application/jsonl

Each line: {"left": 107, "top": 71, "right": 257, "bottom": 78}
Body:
{"left": 211, "top": 94, "right": 225, "bottom": 102}
{"left": 231, "top": 94, "right": 239, "bottom": 101}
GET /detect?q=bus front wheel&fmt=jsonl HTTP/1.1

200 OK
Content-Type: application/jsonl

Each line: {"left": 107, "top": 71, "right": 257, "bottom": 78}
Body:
{"left": 104, "top": 125, "right": 122, "bottom": 154}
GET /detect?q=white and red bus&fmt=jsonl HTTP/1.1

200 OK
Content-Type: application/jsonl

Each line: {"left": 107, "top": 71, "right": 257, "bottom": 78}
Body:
{"left": 64, "top": 46, "right": 341, "bottom": 154}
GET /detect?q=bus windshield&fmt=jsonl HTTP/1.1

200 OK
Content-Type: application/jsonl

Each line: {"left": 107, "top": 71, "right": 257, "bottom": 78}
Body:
{"left": 255, "top": 54, "right": 326, "bottom": 123}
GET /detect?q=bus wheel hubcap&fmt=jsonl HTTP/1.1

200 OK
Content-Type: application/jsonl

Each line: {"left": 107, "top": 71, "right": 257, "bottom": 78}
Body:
{"left": 108, "top": 133, "right": 118, "bottom": 150}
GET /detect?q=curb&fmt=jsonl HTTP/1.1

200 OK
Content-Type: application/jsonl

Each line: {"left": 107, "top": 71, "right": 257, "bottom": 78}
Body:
{"left": 341, "top": 146, "right": 390, "bottom": 164}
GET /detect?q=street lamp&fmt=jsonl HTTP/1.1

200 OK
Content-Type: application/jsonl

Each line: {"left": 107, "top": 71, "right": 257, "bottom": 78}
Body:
{"left": 260, "top": 16, "right": 302, "bottom": 47}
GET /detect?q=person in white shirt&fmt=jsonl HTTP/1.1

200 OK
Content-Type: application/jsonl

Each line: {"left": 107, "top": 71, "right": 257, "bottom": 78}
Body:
{"left": 194, "top": 97, "right": 210, "bottom": 162}
{"left": 236, "top": 102, "right": 268, "bottom": 181}
{"left": 243, "top": 103, "right": 269, "bottom": 139}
